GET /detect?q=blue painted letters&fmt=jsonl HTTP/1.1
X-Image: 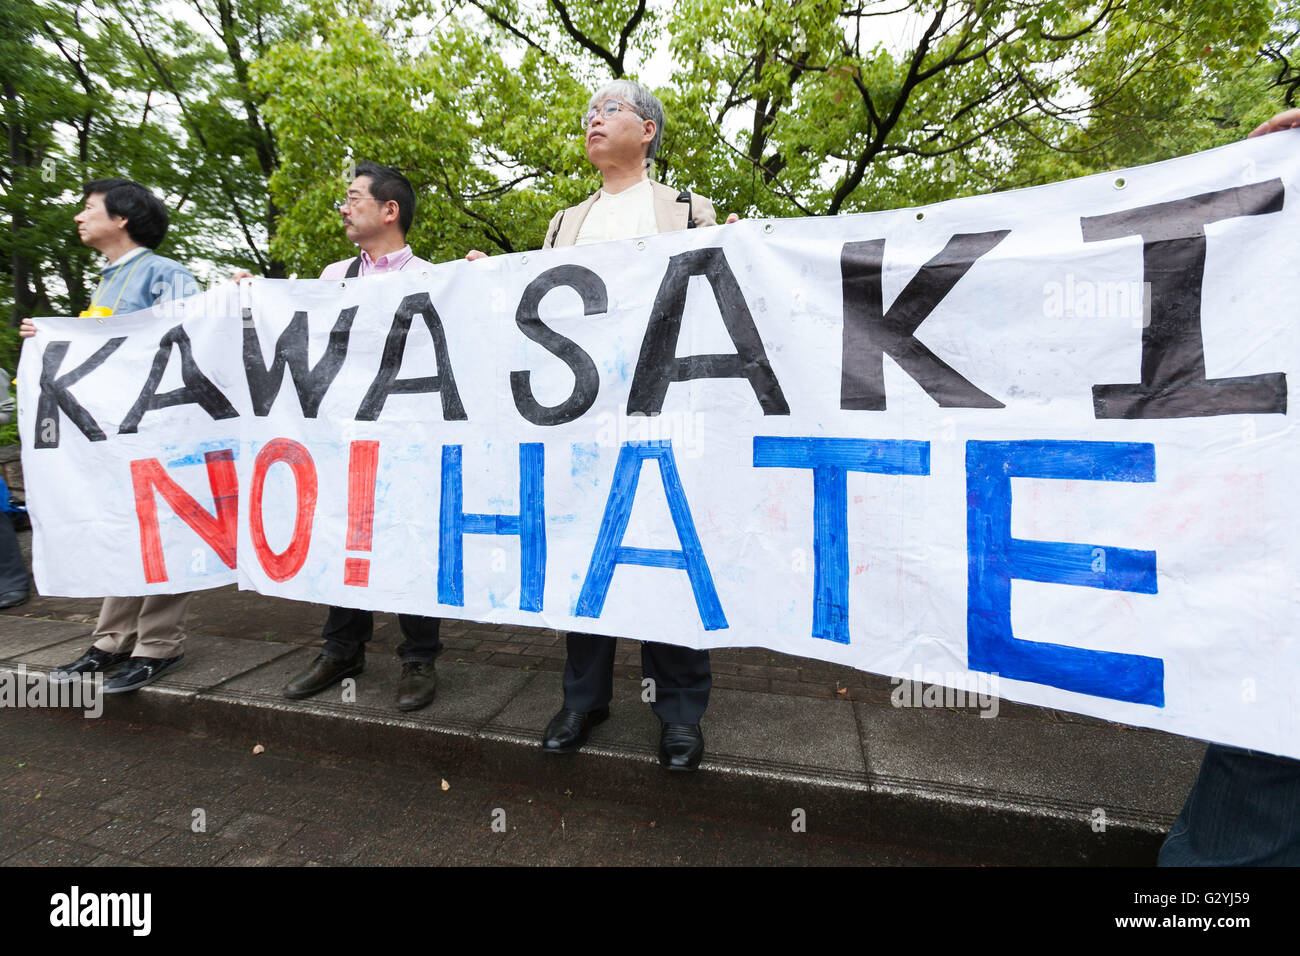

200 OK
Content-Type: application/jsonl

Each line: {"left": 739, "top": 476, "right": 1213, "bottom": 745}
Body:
{"left": 439, "top": 444, "right": 546, "bottom": 611}
{"left": 753, "top": 437, "right": 930, "bottom": 643}
{"left": 576, "top": 441, "right": 727, "bottom": 630}
{"left": 965, "top": 440, "right": 1163, "bottom": 706}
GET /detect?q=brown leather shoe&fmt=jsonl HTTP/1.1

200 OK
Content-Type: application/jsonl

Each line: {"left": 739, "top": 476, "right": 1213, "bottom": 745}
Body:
{"left": 284, "top": 652, "right": 363, "bottom": 700}
{"left": 396, "top": 661, "right": 438, "bottom": 712}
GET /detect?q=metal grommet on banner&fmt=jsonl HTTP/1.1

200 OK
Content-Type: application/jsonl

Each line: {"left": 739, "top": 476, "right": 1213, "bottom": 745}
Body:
{"left": 1114, "top": 177, "right": 1127, "bottom": 189}
{"left": 421, "top": 270, "right": 429, "bottom": 279}
{"left": 915, "top": 211, "right": 925, "bottom": 222}
{"left": 636, "top": 240, "right": 646, "bottom": 250}
{"left": 339, "top": 281, "right": 347, "bottom": 288}
{"left": 763, "top": 223, "right": 774, "bottom": 234}
{"left": 521, "top": 255, "right": 529, "bottom": 264}
{"left": 239, "top": 276, "right": 254, "bottom": 328}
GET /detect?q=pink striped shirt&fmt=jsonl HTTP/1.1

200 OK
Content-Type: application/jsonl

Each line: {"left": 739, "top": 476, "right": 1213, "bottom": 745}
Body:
{"left": 318, "top": 244, "right": 429, "bottom": 279}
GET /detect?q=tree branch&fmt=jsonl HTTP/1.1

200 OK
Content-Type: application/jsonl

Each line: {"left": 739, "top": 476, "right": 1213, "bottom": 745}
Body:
{"left": 117, "top": 11, "right": 269, "bottom": 274}
{"left": 464, "top": 0, "right": 555, "bottom": 58}
{"left": 549, "top": 0, "right": 622, "bottom": 75}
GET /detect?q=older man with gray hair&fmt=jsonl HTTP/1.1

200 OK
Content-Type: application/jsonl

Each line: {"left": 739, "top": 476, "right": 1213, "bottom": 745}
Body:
{"left": 539, "top": 79, "right": 728, "bottom": 247}
{"left": 472, "top": 78, "right": 735, "bottom": 770}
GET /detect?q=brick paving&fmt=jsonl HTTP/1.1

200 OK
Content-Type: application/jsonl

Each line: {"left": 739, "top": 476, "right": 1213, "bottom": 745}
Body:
{"left": 0, "top": 707, "right": 978, "bottom": 866}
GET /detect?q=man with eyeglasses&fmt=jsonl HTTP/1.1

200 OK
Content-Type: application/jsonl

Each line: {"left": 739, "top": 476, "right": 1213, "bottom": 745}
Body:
{"left": 541, "top": 85, "right": 736, "bottom": 248}
{"left": 276, "top": 161, "right": 446, "bottom": 713}
{"left": 470, "top": 79, "right": 735, "bottom": 771}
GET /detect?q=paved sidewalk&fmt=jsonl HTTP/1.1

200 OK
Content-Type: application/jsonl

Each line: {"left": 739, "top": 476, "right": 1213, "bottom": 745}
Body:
{"left": 2, "top": 528, "right": 1204, "bottom": 865}
{"left": 0, "top": 708, "right": 982, "bottom": 866}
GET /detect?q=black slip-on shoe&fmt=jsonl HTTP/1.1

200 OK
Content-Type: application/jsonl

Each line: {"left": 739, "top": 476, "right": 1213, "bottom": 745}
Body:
{"left": 103, "top": 655, "right": 184, "bottom": 694}
{"left": 50, "top": 647, "right": 132, "bottom": 683}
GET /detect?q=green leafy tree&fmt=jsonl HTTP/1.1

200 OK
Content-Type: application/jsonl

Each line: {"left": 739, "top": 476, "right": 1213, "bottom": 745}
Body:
{"left": 254, "top": 3, "right": 652, "bottom": 269}
{"left": 11, "top": 0, "right": 1295, "bottom": 316}
{"left": 662, "top": 0, "right": 1286, "bottom": 218}
{"left": 257, "top": 0, "right": 1294, "bottom": 264}
{"left": 1014, "top": 0, "right": 1286, "bottom": 185}
{"left": 1260, "top": 0, "right": 1300, "bottom": 106}
{"left": 1, "top": 0, "right": 324, "bottom": 332}
{"left": 104, "top": 0, "right": 324, "bottom": 277}
{"left": 1, "top": 0, "right": 132, "bottom": 323}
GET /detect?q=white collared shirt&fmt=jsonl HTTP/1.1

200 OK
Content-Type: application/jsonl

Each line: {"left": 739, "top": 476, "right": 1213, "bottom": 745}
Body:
{"left": 574, "top": 179, "right": 658, "bottom": 246}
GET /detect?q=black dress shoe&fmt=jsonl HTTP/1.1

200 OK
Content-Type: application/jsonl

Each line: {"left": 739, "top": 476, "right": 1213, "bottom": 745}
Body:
{"left": 284, "top": 652, "right": 363, "bottom": 700}
{"left": 541, "top": 706, "right": 610, "bottom": 754}
{"left": 103, "top": 655, "right": 184, "bottom": 694}
{"left": 50, "top": 646, "right": 132, "bottom": 682}
{"left": 0, "top": 589, "right": 29, "bottom": 610}
{"left": 396, "top": 660, "right": 438, "bottom": 712}
{"left": 658, "top": 722, "right": 704, "bottom": 771}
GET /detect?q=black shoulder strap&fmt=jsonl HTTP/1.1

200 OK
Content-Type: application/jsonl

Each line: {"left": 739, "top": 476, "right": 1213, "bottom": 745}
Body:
{"left": 548, "top": 210, "right": 565, "bottom": 248}
{"left": 676, "top": 189, "right": 696, "bottom": 229}
{"left": 345, "top": 256, "right": 362, "bottom": 278}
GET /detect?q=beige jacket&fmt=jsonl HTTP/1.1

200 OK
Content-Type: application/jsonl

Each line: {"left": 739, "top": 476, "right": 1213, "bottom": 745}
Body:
{"left": 542, "top": 179, "right": 718, "bottom": 248}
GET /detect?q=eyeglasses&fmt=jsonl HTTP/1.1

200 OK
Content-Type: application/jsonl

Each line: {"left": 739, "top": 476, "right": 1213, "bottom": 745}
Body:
{"left": 581, "top": 99, "right": 646, "bottom": 130}
{"left": 337, "top": 194, "right": 379, "bottom": 211}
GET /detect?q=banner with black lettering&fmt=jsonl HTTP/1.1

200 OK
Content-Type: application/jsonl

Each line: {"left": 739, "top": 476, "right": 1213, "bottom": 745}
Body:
{"left": 19, "top": 133, "right": 1300, "bottom": 757}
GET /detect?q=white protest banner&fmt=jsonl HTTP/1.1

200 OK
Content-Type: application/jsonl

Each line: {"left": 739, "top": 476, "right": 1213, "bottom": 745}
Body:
{"left": 18, "top": 133, "right": 1300, "bottom": 757}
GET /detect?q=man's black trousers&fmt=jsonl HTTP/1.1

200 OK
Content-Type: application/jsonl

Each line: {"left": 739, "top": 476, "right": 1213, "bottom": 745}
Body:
{"left": 562, "top": 631, "right": 710, "bottom": 723}
{"left": 322, "top": 607, "right": 442, "bottom": 664}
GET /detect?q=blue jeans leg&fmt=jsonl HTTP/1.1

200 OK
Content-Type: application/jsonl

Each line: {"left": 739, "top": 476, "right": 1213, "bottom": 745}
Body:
{"left": 1159, "top": 743, "right": 1300, "bottom": 866}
